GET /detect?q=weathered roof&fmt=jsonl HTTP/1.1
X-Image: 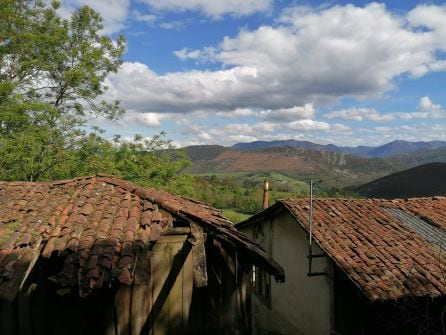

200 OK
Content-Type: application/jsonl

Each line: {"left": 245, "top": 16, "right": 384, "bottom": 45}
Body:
{"left": 239, "top": 197, "right": 446, "bottom": 301}
{"left": 0, "top": 176, "right": 284, "bottom": 300}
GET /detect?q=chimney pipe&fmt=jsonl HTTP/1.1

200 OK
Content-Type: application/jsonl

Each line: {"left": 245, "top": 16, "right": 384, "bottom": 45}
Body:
{"left": 263, "top": 179, "right": 269, "bottom": 209}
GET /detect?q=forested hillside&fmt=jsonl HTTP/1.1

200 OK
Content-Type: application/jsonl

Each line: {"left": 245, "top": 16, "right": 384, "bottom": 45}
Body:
{"left": 353, "top": 163, "right": 446, "bottom": 199}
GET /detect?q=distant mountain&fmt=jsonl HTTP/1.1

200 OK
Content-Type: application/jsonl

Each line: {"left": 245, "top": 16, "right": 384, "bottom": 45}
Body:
{"left": 232, "top": 140, "right": 372, "bottom": 156}
{"left": 184, "top": 145, "right": 225, "bottom": 161}
{"left": 232, "top": 140, "right": 351, "bottom": 153}
{"left": 184, "top": 146, "right": 401, "bottom": 187}
{"left": 231, "top": 139, "right": 446, "bottom": 158}
{"left": 353, "top": 162, "right": 446, "bottom": 199}
{"left": 365, "top": 140, "right": 446, "bottom": 158}
{"left": 388, "top": 146, "right": 446, "bottom": 168}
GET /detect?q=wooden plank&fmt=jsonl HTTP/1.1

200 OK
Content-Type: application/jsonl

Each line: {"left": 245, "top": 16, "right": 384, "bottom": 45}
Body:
{"left": 151, "top": 239, "right": 170, "bottom": 335}
{"left": 19, "top": 238, "right": 42, "bottom": 291}
{"left": 140, "top": 234, "right": 192, "bottom": 335}
{"left": 190, "top": 224, "right": 208, "bottom": 288}
{"left": 131, "top": 283, "right": 152, "bottom": 335}
{"left": 181, "top": 249, "right": 193, "bottom": 331}
{"left": 165, "top": 241, "right": 183, "bottom": 333}
{"left": 131, "top": 249, "right": 152, "bottom": 334}
{"left": 115, "top": 285, "right": 132, "bottom": 335}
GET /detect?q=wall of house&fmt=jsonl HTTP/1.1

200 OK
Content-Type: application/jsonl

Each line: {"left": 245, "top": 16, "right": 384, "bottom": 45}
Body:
{"left": 241, "top": 210, "right": 333, "bottom": 335}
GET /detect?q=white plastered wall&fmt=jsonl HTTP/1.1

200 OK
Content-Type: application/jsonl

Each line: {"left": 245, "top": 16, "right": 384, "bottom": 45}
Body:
{"left": 241, "top": 210, "right": 333, "bottom": 335}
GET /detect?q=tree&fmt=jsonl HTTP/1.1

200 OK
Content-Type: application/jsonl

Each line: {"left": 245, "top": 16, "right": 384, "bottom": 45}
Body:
{"left": 0, "top": 0, "right": 125, "bottom": 181}
{"left": 0, "top": 1, "right": 194, "bottom": 196}
{"left": 66, "top": 132, "right": 195, "bottom": 196}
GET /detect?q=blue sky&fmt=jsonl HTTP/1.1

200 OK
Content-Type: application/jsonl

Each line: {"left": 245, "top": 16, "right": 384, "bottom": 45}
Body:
{"left": 61, "top": 0, "right": 446, "bottom": 147}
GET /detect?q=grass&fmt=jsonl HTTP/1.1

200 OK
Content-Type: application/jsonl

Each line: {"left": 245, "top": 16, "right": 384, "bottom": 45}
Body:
{"left": 0, "top": 219, "right": 22, "bottom": 247}
{"left": 221, "top": 209, "right": 251, "bottom": 224}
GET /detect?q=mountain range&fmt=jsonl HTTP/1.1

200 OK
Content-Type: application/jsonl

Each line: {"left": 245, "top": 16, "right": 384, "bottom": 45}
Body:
{"left": 184, "top": 140, "right": 446, "bottom": 189}
{"left": 231, "top": 140, "right": 446, "bottom": 158}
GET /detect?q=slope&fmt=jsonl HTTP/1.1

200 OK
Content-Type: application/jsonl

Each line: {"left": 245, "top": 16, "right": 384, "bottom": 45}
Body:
{"left": 353, "top": 162, "right": 446, "bottom": 199}
{"left": 185, "top": 146, "right": 401, "bottom": 188}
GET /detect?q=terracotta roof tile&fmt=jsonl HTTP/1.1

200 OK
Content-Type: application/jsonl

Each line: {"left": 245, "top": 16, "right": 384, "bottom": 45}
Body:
{"left": 0, "top": 176, "right": 284, "bottom": 300}
{"left": 278, "top": 197, "right": 446, "bottom": 301}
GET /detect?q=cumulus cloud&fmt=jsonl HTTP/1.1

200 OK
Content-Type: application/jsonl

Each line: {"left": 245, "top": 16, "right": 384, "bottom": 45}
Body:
{"left": 105, "top": 62, "right": 268, "bottom": 113}
{"left": 132, "top": 10, "right": 157, "bottom": 24}
{"left": 215, "top": 108, "right": 258, "bottom": 118}
{"left": 106, "top": 4, "right": 446, "bottom": 116}
{"left": 286, "top": 119, "right": 330, "bottom": 131}
{"left": 139, "top": 0, "right": 272, "bottom": 18}
{"left": 259, "top": 104, "right": 315, "bottom": 122}
{"left": 213, "top": 104, "right": 315, "bottom": 121}
{"left": 122, "top": 112, "right": 166, "bottom": 127}
{"left": 60, "top": 0, "right": 131, "bottom": 34}
{"left": 324, "top": 97, "right": 446, "bottom": 122}
{"left": 417, "top": 96, "right": 446, "bottom": 118}
{"left": 324, "top": 108, "right": 395, "bottom": 122}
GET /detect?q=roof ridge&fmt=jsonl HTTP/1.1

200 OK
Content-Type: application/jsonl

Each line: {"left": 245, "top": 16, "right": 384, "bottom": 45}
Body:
{"left": 280, "top": 196, "right": 445, "bottom": 203}
{"left": 0, "top": 175, "right": 98, "bottom": 187}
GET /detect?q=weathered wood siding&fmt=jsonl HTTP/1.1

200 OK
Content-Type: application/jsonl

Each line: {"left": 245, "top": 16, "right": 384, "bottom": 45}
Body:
{"left": 0, "top": 234, "right": 193, "bottom": 335}
{"left": 0, "top": 233, "right": 252, "bottom": 335}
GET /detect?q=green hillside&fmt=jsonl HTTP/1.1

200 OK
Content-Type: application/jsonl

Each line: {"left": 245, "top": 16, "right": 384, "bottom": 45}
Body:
{"left": 353, "top": 162, "right": 446, "bottom": 199}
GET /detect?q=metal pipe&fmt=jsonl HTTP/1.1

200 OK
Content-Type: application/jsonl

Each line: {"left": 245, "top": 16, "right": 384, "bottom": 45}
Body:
{"left": 263, "top": 179, "right": 270, "bottom": 209}
{"left": 309, "top": 180, "right": 313, "bottom": 247}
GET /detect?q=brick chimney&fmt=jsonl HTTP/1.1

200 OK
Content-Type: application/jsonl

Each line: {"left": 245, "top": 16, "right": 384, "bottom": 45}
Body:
{"left": 263, "top": 179, "right": 269, "bottom": 209}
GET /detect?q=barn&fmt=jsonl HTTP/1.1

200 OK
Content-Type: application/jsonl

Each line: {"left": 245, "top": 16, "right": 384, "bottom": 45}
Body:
{"left": 0, "top": 175, "right": 284, "bottom": 335}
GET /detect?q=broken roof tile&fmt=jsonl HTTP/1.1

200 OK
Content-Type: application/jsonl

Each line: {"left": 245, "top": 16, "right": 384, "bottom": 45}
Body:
{"left": 0, "top": 175, "right": 284, "bottom": 300}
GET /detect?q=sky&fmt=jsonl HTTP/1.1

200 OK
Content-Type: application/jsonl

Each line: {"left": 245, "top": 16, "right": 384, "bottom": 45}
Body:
{"left": 61, "top": 0, "right": 446, "bottom": 147}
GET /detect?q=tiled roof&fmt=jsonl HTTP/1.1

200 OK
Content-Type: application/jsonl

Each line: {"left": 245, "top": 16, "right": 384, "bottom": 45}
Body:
{"left": 242, "top": 197, "right": 446, "bottom": 301}
{"left": 0, "top": 176, "right": 284, "bottom": 300}
{"left": 282, "top": 197, "right": 446, "bottom": 301}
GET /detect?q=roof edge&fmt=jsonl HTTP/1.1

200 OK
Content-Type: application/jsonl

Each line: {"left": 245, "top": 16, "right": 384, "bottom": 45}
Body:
{"left": 236, "top": 202, "right": 285, "bottom": 229}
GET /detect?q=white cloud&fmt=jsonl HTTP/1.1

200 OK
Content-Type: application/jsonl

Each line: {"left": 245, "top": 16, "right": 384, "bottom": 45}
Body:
{"left": 324, "top": 108, "right": 395, "bottom": 122}
{"left": 286, "top": 119, "right": 330, "bottom": 131}
{"left": 329, "top": 124, "right": 352, "bottom": 133}
{"left": 259, "top": 104, "right": 315, "bottom": 122}
{"left": 132, "top": 10, "right": 157, "bottom": 24}
{"left": 216, "top": 108, "right": 258, "bottom": 118}
{"left": 214, "top": 104, "right": 314, "bottom": 120}
{"left": 324, "top": 97, "right": 446, "bottom": 122}
{"left": 106, "top": 4, "right": 446, "bottom": 116}
{"left": 60, "top": 0, "right": 131, "bottom": 34}
{"left": 123, "top": 112, "right": 166, "bottom": 127}
{"left": 159, "top": 20, "right": 186, "bottom": 30}
{"left": 174, "top": 47, "right": 217, "bottom": 62}
{"left": 417, "top": 96, "right": 446, "bottom": 118}
{"left": 139, "top": 0, "right": 272, "bottom": 18}
{"left": 105, "top": 62, "right": 267, "bottom": 113}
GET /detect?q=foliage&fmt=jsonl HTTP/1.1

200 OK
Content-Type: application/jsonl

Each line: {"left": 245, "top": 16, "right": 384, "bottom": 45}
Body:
{"left": 192, "top": 172, "right": 307, "bottom": 215}
{"left": 192, "top": 172, "right": 359, "bottom": 217}
{"left": 0, "top": 0, "right": 125, "bottom": 181}
{"left": 221, "top": 209, "right": 250, "bottom": 224}
{"left": 41, "top": 131, "right": 194, "bottom": 196}
{"left": 0, "top": 1, "right": 192, "bottom": 195}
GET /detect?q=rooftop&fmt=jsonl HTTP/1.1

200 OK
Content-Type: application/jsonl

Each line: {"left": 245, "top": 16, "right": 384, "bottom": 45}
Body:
{"left": 240, "top": 197, "right": 446, "bottom": 301}
{"left": 0, "top": 176, "right": 284, "bottom": 300}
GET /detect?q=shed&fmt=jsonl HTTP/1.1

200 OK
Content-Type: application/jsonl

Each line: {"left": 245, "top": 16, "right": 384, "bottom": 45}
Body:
{"left": 238, "top": 197, "right": 446, "bottom": 335}
{"left": 0, "top": 176, "right": 284, "bottom": 335}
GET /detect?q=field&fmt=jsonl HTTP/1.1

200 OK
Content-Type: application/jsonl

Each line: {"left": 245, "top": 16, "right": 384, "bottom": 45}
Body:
{"left": 191, "top": 171, "right": 357, "bottom": 223}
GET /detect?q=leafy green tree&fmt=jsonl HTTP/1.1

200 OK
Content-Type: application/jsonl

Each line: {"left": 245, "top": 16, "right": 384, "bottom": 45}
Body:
{"left": 0, "top": 0, "right": 194, "bottom": 196}
{"left": 65, "top": 132, "right": 194, "bottom": 196}
{"left": 0, "top": 0, "right": 125, "bottom": 181}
